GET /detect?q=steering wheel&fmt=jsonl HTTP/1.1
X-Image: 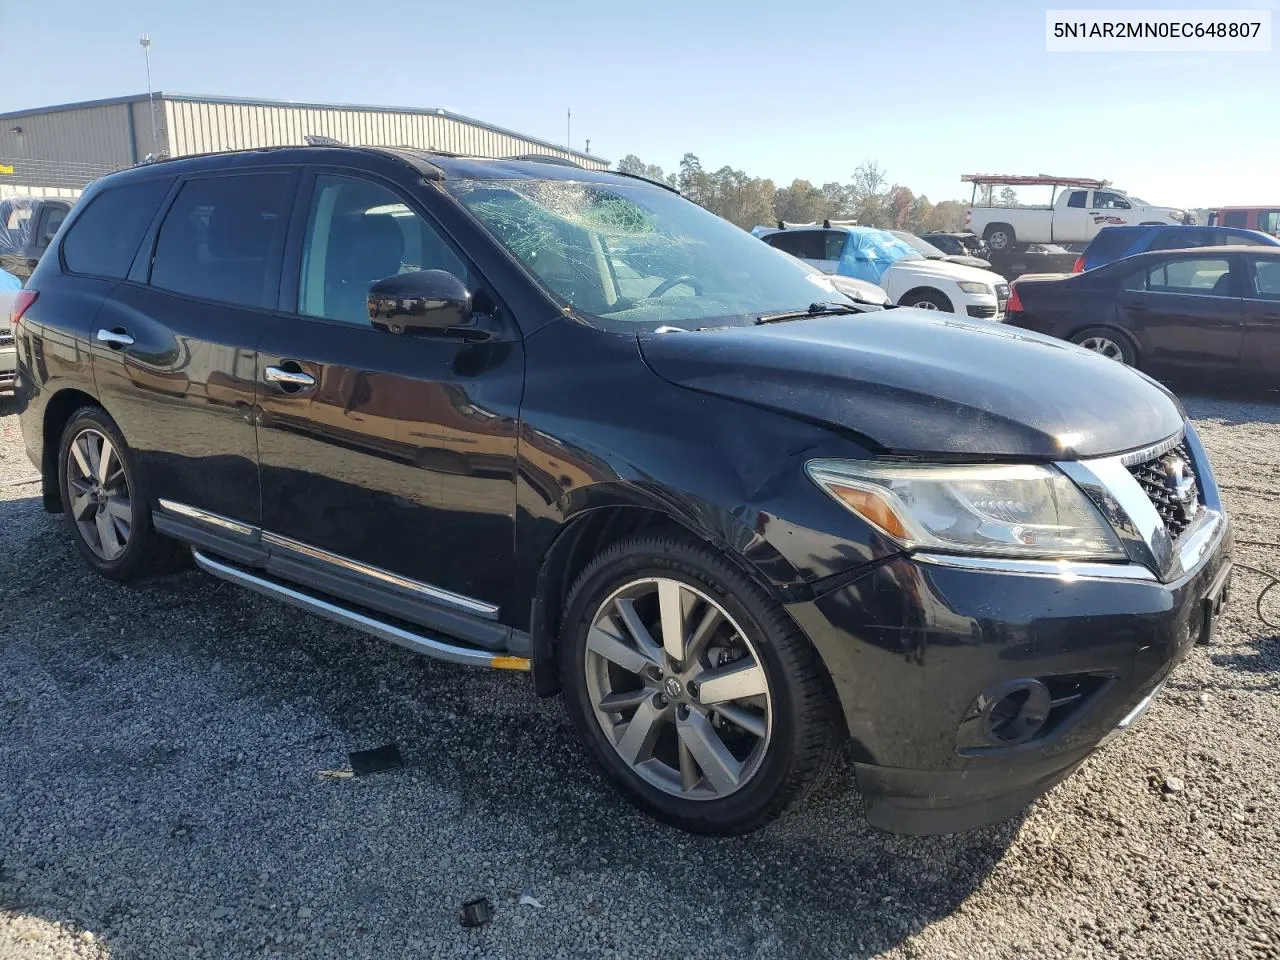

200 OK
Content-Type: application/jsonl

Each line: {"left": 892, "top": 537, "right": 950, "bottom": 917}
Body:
{"left": 649, "top": 275, "right": 703, "bottom": 298}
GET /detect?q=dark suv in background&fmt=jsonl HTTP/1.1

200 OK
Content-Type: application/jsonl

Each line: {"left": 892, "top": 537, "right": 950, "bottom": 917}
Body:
{"left": 13, "top": 147, "right": 1232, "bottom": 835}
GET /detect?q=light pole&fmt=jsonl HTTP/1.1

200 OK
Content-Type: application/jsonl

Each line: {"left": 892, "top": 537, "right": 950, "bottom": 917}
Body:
{"left": 140, "top": 35, "right": 157, "bottom": 156}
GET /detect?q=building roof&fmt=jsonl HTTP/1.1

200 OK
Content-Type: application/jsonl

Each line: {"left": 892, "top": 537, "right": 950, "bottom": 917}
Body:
{"left": 0, "top": 92, "right": 605, "bottom": 165}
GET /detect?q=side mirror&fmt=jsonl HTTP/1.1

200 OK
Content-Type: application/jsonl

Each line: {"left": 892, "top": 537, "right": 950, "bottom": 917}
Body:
{"left": 368, "top": 269, "right": 472, "bottom": 334}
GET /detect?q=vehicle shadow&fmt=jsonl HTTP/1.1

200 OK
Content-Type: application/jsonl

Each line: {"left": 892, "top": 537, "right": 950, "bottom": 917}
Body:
{"left": 0, "top": 496, "right": 1020, "bottom": 959}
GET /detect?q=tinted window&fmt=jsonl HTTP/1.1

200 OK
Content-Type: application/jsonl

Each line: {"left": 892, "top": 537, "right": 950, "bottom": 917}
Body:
{"left": 823, "top": 231, "right": 848, "bottom": 260}
{"left": 1085, "top": 228, "right": 1134, "bottom": 260}
{"left": 1130, "top": 257, "right": 1233, "bottom": 295}
{"left": 35, "top": 205, "right": 69, "bottom": 249}
{"left": 1250, "top": 259, "right": 1280, "bottom": 301}
{"left": 763, "top": 230, "right": 826, "bottom": 260}
{"left": 1261, "top": 211, "right": 1280, "bottom": 237}
{"left": 1221, "top": 231, "right": 1265, "bottom": 246}
{"left": 1148, "top": 229, "right": 1208, "bottom": 252}
{"left": 1066, "top": 191, "right": 1087, "bottom": 209}
{"left": 298, "top": 175, "right": 470, "bottom": 326}
{"left": 1222, "top": 211, "right": 1249, "bottom": 228}
{"left": 151, "top": 174, "right": 289, "bottom": 309}
{"left": 62, "top": 179, "right": 170, "bottom": 278}
{"left": 1092, "top": 191, "right": 1131, "bottom": 210}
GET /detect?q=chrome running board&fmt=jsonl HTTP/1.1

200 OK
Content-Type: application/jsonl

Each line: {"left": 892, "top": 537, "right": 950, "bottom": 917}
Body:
{"left": 191, "top": 550, "right": 530, "bottom": 672}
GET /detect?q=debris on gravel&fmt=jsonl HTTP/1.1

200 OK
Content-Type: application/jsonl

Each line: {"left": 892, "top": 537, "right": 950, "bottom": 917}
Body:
{"left": 1, "top": 391, "right": 1278, "bottom": 959}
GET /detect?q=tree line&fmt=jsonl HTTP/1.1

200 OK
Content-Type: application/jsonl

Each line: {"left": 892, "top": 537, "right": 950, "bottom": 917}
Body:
{"left": 615, "top": 153, "right": 972, "bottom": 235}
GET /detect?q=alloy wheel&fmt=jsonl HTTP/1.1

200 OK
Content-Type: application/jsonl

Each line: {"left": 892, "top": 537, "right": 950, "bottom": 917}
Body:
{"left": 584, "top": 577, "right": 773, "bottom": 800}
{"left": 66, "top": 428, "right": 133, "bottom": 560}
{"left": 912, "top": 299, "right": 941, "bottom": 310}
{"left": 1077, "top": 336, "right": 1126, "bottom": 362}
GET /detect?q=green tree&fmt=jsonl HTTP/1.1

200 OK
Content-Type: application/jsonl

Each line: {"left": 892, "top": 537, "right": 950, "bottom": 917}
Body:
{"left": 821, "top": 182, "right": 851, "bottom": 220}
{"left": 998, "top": 186, "right": 1018, "bottom": 206}
{"left": 617, "top": 154, "right": 677, "bottom": 188}
{"left": 773, "top": 179, "right": 828, "bottom": 224}
{"left": 850, "top": 160, "right": 890, "bottom": 227}
{"left": 678, "top": 153, "right": 711, "bottom": 207}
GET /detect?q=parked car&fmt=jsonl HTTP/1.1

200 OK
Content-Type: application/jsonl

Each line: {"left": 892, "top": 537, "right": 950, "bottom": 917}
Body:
{"left": 966, "top": 178, "right": 1190, "bottom": 252}
{"left": 13, "top": 198, "right": 74, "bottom": 281}
{"left": 1206, "top": 207, "right": 1280, "bottom": 236}
{"left": 1007, "top": 246, "right": 1280, "bottom": 376}
{"left": 1075, "top": 225, "right": 1280, "bottom": 273}
{"left": 15, "top": 146, "right": 1232, "bottom": 836}
{"left": 888, "top": 229, "right": 991, "bottom": 269}
{"left": 920, "top": 232, "right": 988, "bottom": 260}
{"left": 0, "top": 266, "right": 19, "bottom": 394}
{"left": 754, "top": 224, "right": 1011, "bottom": 318}
{"left": 987, "top": 243, "right": 1081, "bottom": 281}
{"left": 784, "top": 253, "right": 892, "bottom": 309}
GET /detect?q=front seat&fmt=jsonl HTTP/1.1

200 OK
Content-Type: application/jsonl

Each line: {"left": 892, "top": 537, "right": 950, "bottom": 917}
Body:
{"left": 324, "top": 214, "right": 405, "bottom": 324}
{"left": 1210, "top": 272, "right": 1233, "bottom": 297}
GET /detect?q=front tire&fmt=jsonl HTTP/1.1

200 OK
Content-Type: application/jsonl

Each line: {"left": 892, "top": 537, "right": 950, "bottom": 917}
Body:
{"left": 57, "top": 406, "right": 186, "bottom": 583}
{"left": 901, "top": 289, "right": 954, "bottom": 312}
{"left": 984, "top": 223, "right": 1016, "bottom": 252}
{"left": 560, "top": 533, "right": 841, "bottom": 834}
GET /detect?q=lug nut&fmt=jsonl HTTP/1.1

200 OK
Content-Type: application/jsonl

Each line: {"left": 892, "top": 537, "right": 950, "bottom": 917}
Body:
{"left": 654, "top": 694, "right": 668, "bottom": 708}
{"left": 677, "top": 704, "right": 689, "bottom": 720}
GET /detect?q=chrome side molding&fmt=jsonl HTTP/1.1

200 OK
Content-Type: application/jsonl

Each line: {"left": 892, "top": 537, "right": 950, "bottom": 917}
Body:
{"left": 191, "top": 550, "right": 528, "bottom": 671}
{"left": 157, "top": 499, "right": 256, "bottom": 537}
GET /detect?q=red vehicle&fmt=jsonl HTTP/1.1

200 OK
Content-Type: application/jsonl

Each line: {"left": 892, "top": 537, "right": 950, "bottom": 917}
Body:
{"left": 1206, "top": 207, "right": 1280, "bottom": 236}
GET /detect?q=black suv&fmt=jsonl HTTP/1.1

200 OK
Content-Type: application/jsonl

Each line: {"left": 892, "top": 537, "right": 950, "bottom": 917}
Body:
{"left": 13, "top": 147, "right": 1232, "bottom": 835}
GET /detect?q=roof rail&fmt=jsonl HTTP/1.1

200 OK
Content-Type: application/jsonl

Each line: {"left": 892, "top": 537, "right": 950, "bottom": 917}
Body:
{"left": 505, "top": 153, "right": 582, "bottom": 168}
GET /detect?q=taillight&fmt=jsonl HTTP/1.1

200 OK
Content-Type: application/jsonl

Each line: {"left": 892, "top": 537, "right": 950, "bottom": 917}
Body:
{"left": 1006, "top": 285, "right": 1024, "bottom": 313}
{"left": 10, "top": 289, "right": 37, "bottom": 330}
{"left": 1072, "top": 257, "right": 1085, "bottom": 273}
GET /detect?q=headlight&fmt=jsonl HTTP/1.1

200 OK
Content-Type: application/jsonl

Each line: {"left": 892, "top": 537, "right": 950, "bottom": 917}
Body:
{"left": 806, "top": 460, "right": 1125, "bottom": 559}
{"left": 957, "top": 281, "right": 992, "bottom": 295}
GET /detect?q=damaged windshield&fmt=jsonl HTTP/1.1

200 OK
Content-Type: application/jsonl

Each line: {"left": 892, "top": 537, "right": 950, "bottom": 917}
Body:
{"left": 446, "top": 178, "right": 847, "bottom": 330}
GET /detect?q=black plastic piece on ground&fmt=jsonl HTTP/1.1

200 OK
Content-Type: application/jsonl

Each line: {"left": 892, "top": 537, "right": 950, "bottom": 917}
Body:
{"left": 348, "top": 743, "right": 403, "bottom": 776}
{"left": 458, "top": 897, "right": 494, "bottom": 928}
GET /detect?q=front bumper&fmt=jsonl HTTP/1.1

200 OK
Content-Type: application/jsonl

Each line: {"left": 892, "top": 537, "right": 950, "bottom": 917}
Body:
{"left": 786, "top": 510, "right": 1232, "bottom": 835}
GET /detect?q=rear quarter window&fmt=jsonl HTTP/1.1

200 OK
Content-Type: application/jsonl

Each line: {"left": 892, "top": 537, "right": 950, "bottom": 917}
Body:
{"left": 61, "top": 178, "right": 172, "bottom": 279}
{"left": 1085, "top": 228, "right": 1135, "bottom": 261}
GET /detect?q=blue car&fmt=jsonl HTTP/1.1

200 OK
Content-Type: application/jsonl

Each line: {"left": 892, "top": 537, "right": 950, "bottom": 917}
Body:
{"left": 1077, "top": 225, "right": 1280, "bottom": 272}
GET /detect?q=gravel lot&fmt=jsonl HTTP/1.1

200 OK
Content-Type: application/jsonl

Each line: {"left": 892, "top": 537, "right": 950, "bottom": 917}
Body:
{"left": 1, "top": 389, "right": 1278, "bottom": 960}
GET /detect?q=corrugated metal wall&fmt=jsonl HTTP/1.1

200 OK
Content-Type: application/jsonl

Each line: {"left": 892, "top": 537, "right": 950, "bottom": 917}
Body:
{"left": 164, "top": 99, "right": 608, "bottom": 169}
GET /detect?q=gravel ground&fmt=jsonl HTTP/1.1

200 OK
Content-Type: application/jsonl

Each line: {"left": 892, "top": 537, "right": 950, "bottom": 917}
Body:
{"left": 1, "top": 390, "right": 1278, "bottom": 960}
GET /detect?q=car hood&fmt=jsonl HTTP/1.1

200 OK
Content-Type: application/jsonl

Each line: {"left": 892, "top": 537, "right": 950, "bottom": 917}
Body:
{"left": 888, "top": 258, "right": 1004, "bottom": 286}
{"left": 639, "top": 310, "right": 1184, "bottom": 459}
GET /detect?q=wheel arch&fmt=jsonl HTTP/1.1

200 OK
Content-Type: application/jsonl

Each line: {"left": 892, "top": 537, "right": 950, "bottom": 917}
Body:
{"left": 982, "top": 221, "right": 1016, "bottom": 242}
{"left": 40, "top": 387, "right": 102, "bottom": 512}
{"left": 897, "top": 286, "right": 952, "bottom": 311}
{"left": 527, "top": 497, "right": 804, "bottom": 698}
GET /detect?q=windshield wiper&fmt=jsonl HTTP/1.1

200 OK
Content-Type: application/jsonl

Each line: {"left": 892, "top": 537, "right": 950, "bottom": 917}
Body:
{"left": 755, "top": 302, "right": 862, "bottom": 325}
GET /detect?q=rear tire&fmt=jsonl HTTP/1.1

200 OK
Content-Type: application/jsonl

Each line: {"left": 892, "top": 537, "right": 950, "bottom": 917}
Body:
{"left": 984, "top": 223, "right": 1016, "bottom": 252}
{"left": 559, "top": 533, "right": 842, "bottom": 834}
{"left": 57, "top": 406, "right": 187, "bottom": 583}
{"left": 1070, "top": 326, "right": 1138, "bottom": 366}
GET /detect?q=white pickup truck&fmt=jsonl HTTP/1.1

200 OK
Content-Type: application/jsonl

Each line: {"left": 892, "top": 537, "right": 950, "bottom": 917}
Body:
{"left": 963, "top": 175, "right": 1191, "bottom": 252}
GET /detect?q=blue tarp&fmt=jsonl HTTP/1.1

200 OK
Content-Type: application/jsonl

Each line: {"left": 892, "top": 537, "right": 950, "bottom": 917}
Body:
{"left": 0, "top": 267, "right": 20, "bottom": 291}
{"left": 0, "top": 197, "right": 33, "bottom": 256}
{"left": 838, "top": 228, "right": 921, "bottom": 284}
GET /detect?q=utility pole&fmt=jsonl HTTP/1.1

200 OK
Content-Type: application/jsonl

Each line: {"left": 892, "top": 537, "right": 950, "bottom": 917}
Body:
{"left": 140, "top": 35, "right": 158, "bottom": 156}
{"left": 566, "top": 107, "right": 571, "bottom": 149}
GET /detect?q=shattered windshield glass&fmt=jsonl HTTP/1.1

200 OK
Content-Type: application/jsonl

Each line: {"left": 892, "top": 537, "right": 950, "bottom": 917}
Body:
{"left": 447, "top": 179, "right": 846, "bottom": 329}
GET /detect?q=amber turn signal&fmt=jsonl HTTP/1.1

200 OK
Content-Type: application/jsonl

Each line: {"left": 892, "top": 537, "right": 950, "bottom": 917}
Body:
{"left": 826, "top": 484, "right": 910, "bottom": 541}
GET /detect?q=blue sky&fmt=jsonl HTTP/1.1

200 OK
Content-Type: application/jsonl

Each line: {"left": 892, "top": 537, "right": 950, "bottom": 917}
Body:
{"left": 1, "top": 0, "right": 1276, "bottom": 207}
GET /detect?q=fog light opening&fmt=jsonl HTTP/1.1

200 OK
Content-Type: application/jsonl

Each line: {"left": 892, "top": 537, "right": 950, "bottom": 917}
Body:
{"left": 984, "top": 679, "right": 1052, "bottom": 746}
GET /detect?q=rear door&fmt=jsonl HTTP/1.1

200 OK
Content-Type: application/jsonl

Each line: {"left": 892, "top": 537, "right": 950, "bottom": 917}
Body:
{"left": 91, "top": 168, "right": 296, "bottom": 530}
{"left": 254, "top": 169, "right": 524, "bottom": 623}
{"left": 1242, "top": 254, "right": 1280, "bottom": 375}
{"left": 1054, "top": 190, "right": 1090, "bottom": 243}
{"left": 1116, "top": 253, "right": 1245, "bottom": 368}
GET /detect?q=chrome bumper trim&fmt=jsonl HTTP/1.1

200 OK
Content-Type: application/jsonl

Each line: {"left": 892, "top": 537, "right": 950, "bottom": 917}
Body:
{"left": 912, "top": 552, "right": 1158, "bottom": 582}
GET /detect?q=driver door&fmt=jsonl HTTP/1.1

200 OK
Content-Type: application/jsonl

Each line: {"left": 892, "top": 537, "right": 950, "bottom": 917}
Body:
{"left": 254, "top": 170, "right": 525, "bottom": 620}
{"left": 1087, "top": 190, "right": 1134, "bottom": 238}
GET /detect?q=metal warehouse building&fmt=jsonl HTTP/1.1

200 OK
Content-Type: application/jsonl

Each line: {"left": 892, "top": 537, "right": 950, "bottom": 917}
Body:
{"left": 0, "top": 92, "right": 606, "bottom": 194}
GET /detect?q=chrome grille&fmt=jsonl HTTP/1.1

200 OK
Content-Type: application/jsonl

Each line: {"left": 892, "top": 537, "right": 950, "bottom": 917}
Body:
{"left": 1126, "top": 440, "right": 1201, "bottom": 540}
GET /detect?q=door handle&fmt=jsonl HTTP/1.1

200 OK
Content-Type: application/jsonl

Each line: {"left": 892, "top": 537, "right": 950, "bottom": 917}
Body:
{"left": 264, "top": 363, "right": 316, "bottom": 391}
{"left": 96, "top": 327, "right": 135, "bottom": 348}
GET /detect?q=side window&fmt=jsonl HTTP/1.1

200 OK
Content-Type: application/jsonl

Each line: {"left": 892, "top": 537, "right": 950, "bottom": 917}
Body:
{"left": 1142, "top": 257, "right": 1233, "bottom": 296}
{"left": 1092, "top": 191, "right": 1131, "bottom": 210}
{"left": 823, "top": 231, "right": 848, "bottom": 261}
{"left": 1222, "top": 211, "right": 1249, "bottom": 228}
{"left": 1066, "top": 191, "right": 1087, "bottom": 209}
{"left": 62, "top": 179, "right": 171, "bottom": 279}
{"left": 297, "top": 175, "right": 470, "bottom": 327}
{"left": 1250, "top": 259, "right": 1280, "bottom": 301}
{"left": 1221, "top": 232, "right": 1262, "bottom": 246}
{"left": 763, "top": 232, "right": 804, "bottom": 257}
{"left": 151, "top": 173, "right": 290, "bottom": 309}
{"left": 1260, "top": 211, "right": 1280, "bottom": 237}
